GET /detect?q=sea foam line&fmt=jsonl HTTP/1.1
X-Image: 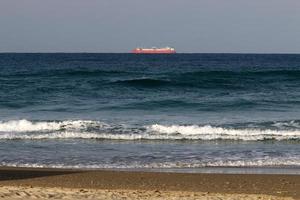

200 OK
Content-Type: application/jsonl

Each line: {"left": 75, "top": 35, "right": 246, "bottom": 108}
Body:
{"left": 148, "top": 124, "right": 300, "bottom": 140}
{"left": 0, "top": 120, "right": 300, "bottom": 141}
{"left": 1, "top": 158, "right": 300, "bottom": 169}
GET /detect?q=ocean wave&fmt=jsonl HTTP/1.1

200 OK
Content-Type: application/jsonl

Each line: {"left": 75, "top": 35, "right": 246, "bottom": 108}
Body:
{"left": 108, "top": 70, "right": 300, "bottom": 89}
{"left": 0, "top": 119, "right": 107, "bottom": 132}
{"left": 3, "top": 69, "right": 300, "bottom": 93}
{"left": 271, "top": 120, "right": 300, "bottom": 129}
{"left": 147, "top": 124, "right": 300, "bottom": 141}
{"left": 1, "top": 119, "right": 300, "bottom": 141}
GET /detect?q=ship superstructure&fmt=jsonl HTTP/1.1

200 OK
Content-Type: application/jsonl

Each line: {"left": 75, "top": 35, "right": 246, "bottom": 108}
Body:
{"left": 131, "top": 47, "right": 176, "bottom": 54}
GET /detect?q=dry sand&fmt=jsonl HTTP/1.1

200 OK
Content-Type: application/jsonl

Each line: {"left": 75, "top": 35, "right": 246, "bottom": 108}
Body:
{"left": 0, "top": 186, "right": 294, "bottom": 200}
{"left": 0, "top": 167, "right": 299, "bottom": 199}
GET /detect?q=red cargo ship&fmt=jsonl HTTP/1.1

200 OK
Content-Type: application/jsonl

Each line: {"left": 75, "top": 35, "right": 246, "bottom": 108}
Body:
{"left": 131, "top": 47, "right": 176, "bottom": 54}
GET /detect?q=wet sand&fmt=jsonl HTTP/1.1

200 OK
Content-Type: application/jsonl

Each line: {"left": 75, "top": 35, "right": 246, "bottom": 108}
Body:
{"left": 0, "top": 167, "right": 299, "bottom": 199}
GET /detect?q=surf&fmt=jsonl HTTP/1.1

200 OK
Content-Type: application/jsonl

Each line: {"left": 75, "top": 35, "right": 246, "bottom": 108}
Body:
{"left": 1, "top": 119, "right": 300, "bottom": 141}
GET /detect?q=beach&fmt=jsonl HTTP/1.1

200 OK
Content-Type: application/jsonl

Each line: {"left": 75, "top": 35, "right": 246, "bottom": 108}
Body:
{"left": 1, "top": 0, "right": 300, "bottom": 197}
{"left": 0, "top": 167, "right": 299, "bottom": 199}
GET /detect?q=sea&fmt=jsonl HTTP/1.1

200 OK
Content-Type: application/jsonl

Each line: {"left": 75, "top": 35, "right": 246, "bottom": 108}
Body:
{"left": 0, "top": 53, "right": 300, "bottom": 173}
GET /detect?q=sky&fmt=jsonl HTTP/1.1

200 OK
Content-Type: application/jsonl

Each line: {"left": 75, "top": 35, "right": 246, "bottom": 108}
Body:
{"left": 0, "top": 0, "right": 300, "bottom": 53}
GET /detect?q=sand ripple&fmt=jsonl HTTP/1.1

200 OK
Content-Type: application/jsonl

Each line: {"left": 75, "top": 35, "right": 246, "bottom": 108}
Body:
{"left": 0, "top": 186, "right": 294, "bottom": 200}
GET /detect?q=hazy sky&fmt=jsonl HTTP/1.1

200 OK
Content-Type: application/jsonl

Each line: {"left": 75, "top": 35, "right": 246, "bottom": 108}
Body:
{"left": 1, "top": 0, "right": 300, "bottom": 53}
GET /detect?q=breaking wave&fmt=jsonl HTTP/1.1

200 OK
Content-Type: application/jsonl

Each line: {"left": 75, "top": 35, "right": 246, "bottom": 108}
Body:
{"left": 148, "top": 124, "right": 300, "bottom": 141}
{"left": 1, "top": 119, "right": 300, "bottom": 141}
{"left": 0, "top": 119, "right": 106, "bottom": 132}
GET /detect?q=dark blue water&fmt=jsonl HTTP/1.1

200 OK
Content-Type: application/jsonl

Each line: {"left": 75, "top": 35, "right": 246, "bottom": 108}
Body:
{"left": 0, "top": 53, "right": 300, "bottom": 170}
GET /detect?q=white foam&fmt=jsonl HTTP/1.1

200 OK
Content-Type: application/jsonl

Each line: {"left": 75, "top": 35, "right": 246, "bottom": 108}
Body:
{"left": 148, "top": 124, "right": 300, "bottom": 141}
{"left": 0, "top": 119, "right": 106, "bottom": 132}
{"left": 1, "top": 120, "right": 300, "bottom": 141}
{"left": 0, "top": 132, "right": 153, "bottom": 140}
{"left": 272, "top": 120, "right": 300, "bottom": 128}
{"left": 1, "top": 158, "right": 300, "bottom": 169}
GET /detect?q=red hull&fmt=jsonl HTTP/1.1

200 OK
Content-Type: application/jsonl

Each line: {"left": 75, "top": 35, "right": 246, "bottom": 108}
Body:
{"left": 131, "top": 48, "right": 176, "bottom": 54}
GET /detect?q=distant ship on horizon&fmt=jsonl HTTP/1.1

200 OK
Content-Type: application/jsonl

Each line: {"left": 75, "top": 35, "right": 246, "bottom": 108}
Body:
{"left": 131, "top": 47, "right": 176, "bottom": 54}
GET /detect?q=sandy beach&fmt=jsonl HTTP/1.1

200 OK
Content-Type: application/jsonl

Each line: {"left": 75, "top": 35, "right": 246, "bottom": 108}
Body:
{"left": 0, "top": 167, "right": 299, "bottom": 199}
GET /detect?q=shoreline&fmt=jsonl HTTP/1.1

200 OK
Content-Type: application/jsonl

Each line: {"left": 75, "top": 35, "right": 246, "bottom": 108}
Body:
{"left": 0, "top": 167, "right": 299, "bottom": 199}
{"left": 107, "top": 166, "right": 300, "bottom": 175}
{"left": 2, "top": 165, "right": 300, "bottom": 175}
